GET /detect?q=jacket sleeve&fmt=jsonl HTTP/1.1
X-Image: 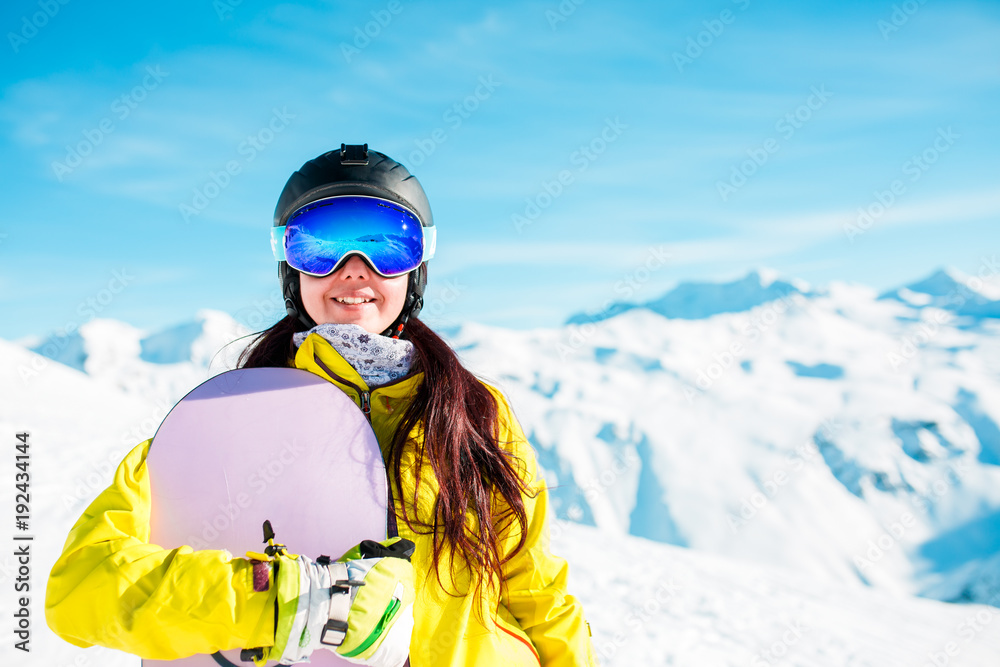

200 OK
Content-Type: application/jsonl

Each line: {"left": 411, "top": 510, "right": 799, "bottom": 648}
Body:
{"left": 45, "top": 439, "right": 277, "bottom": 660}
{"left": 490, "top": 389, "right": 600, "bottom": 666}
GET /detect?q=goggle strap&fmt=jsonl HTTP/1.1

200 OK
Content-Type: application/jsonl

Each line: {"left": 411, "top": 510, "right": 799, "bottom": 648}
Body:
{"left": 422, "top": 226, "right": 437, "bottom": 262}
{"left": 270, "top": 226, "right": 287, "bottom": 262}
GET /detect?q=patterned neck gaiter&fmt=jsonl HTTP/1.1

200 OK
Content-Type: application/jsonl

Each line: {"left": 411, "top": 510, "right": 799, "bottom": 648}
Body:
{"left": 293, "top": 323, "right": 416, "bottom": 388}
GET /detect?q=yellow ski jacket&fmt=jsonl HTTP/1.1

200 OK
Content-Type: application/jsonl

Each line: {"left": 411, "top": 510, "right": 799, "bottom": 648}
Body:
{"left": 46, "top": 333, "right": 598, "bottom": 666}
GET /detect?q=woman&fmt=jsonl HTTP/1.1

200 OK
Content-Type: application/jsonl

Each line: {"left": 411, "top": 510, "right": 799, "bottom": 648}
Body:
{"left": 46, "top": 145, "right": 598, "bottom": 666}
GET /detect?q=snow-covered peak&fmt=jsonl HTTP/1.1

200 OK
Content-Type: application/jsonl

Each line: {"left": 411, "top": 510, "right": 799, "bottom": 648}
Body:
{"left": 27, "top": 310, "right": 252, "bottom": 405}
{"left": 902, "top": 267, "right": 975, "bottom": 297}
{"left": 567, "top": 267, "right": 813, "bottom": 324}
{"left": 643, "top": 268, "right": 811, "bottom": 320}
{"left": 879, "top": 266, "right": 1000, "bottom": 319}
{"left": 139, "top": 309, "right": 250, "bottom": 368}
{"left": 29, "top": 318, "right": 143, "bottom": 374}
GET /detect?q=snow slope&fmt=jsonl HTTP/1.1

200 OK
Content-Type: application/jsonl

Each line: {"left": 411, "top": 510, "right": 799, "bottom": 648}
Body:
{"left": 560, "top": 520, "right": 1000, "bottom": 666}
{"left": 445, "top": 268, "right": 1000, "bottom": 608}
{"left": 3, "top": 266, "right": 1000, "bottom": 665}
{"left": 1, "top": 336, "right": 997, "bottom": 666}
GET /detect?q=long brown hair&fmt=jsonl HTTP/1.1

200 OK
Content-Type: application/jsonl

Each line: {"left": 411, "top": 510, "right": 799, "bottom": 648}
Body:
{"left": 238, "top": 315, "right": 532, "bottom": 597}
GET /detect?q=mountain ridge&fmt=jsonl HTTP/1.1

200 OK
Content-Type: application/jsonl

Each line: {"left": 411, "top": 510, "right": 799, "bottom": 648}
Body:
{"left": 7, "top": 266, "right": 1000, "bottom": 607}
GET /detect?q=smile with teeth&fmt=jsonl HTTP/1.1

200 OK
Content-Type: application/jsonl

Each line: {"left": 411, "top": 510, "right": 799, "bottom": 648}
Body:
{"left": 334, "top": 297, "right": 375, "bottom": 304}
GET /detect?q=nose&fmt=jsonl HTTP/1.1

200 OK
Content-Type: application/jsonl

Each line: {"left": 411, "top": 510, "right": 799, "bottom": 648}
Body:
{"left": 335, "top": 254, "right": 373, "bottom": 279}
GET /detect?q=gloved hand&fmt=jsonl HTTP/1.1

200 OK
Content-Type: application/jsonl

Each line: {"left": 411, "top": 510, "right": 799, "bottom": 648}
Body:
{"left": 246, "top": 526, "right": 416, "bottom": 667}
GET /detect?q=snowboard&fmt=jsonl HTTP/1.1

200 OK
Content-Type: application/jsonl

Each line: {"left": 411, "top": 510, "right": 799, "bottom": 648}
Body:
{"left": 142, "top": 367, "right": 388, "bottom": 667}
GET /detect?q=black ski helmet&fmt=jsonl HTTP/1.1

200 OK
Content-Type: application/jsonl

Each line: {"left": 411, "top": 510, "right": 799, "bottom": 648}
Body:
{"left": 273, "top": 144, "right": 434, "bottom": 336}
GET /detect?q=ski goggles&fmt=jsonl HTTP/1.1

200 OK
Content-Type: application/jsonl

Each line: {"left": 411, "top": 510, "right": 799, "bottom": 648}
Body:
{"left": 271, "top": 195, "right": 436, "bottom": 277}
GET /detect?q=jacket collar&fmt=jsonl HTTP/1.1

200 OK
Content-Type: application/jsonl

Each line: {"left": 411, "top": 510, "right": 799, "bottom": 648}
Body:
{"left": 293, "top": 331, "right": 424, "bottom": 398}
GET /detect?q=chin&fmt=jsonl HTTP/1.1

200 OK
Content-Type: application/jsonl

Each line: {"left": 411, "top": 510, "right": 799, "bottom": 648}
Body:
{"left": 325, "top": 315, "right": 385, "bottom": 333}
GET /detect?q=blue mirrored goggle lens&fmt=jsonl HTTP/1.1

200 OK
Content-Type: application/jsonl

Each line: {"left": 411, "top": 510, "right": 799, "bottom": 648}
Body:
{"left": 279, "top": 196, "right": 425, "bottom": 277}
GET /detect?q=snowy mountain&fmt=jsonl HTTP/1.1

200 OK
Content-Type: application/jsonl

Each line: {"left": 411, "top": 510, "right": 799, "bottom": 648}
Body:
{"left": 22, "top": 309, "right": 251, "bottom": 403}
{"left": 3, "top": 266, "right": 1000, "bottom": 664}
{"left": 568, "top": 269, "right": 814, "bottom": 323}
{"left": 878, "top": 266, "right": 1000, "bottom": 319}
{"left": 453, "top": 268, "right": 1000, "bottom": 608}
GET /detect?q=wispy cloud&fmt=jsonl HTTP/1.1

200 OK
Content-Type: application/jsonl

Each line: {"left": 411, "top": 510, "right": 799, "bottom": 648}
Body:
{"left": 1, "top": 0, "right": 998, "bottom": 336}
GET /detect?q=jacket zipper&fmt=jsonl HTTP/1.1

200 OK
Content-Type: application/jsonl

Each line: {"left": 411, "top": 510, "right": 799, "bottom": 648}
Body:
{"left": 313, "top": 355, "right": 373, "bottom": 422}
{"left": 341, "top": 590, "right": 403, "bottom": 658}
{"left": 312, "top": 353, "right": 417, "bottom": 424}
{"left": 311, "top": 351, "right": 407, "bottom": 540}
{"left": 359, "top": 390, "right": 371, "bottom": 419}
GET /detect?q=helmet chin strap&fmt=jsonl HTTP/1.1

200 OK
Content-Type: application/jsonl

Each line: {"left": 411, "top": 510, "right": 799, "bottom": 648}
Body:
{"left": 382, "top": 272, "right": 422, "bottom": 339}
{"left": 281, "top": 264, "right": 317, "bottom": 330}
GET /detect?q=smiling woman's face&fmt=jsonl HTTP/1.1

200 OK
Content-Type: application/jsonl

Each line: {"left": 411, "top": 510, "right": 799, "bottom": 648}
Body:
{"left": 299, "top": 255, "right": 409, "bottom": 334}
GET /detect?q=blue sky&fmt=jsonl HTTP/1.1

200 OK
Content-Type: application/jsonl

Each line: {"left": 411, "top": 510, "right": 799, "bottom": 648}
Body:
{"left": 1, "top": 0, "right": 998, "bottom": 339}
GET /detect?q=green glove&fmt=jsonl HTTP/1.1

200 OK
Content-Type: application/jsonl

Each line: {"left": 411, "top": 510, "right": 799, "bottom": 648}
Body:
{"left": 249, "top": 535, "right": 416, "bottom": 667}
